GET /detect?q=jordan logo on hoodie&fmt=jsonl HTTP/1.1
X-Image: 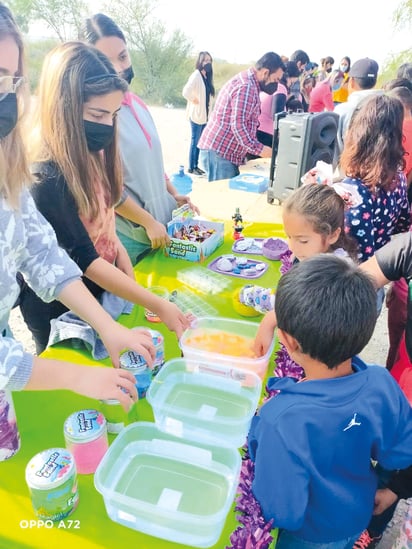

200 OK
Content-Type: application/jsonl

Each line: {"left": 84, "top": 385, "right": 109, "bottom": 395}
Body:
{"left": 343, "top": 413, "right": 362, "bottom": 431}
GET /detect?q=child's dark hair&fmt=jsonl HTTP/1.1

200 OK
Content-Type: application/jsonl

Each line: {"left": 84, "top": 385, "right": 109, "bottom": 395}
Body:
{"left": 275, "top": 255, "right": 377, "bottom": 368}
{"left": 283, "top": 184, "right": 358, "bottom": 260}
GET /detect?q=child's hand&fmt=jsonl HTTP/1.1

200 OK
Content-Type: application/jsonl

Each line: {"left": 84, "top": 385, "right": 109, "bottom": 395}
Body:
{"left": 100, "top": 323, "right": 155, "bottom": 368}
{"left": 253, "top": 310, "right": 277, "bottom": 356}
{"left": 157, "top": 301, "right": 190, "bottom": 339}
{"left": 74, "top": 365, "right": 138, "bottom": 411}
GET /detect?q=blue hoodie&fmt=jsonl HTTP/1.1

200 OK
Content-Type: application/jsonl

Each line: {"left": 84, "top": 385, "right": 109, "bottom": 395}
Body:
{"left": 248, "top": 356, "right": 412, "bottom": 543}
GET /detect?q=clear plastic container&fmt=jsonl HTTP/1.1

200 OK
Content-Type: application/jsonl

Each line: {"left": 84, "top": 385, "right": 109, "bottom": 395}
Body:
{"left": 94, "top": 422, "right": 240, "bottom": 548}
{"left": 146, "top": 358, "right": 262, "bottom": 448}
{"left": 180, "top": 316, "right": 274, "bottom": 379}
{"left": 63, "top": 410, "right": 108, "bottom": 474}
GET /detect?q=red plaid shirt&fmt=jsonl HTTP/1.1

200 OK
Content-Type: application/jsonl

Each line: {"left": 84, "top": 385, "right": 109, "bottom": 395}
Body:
{"left": 198, "top": 67, "right": 264, "bottom": 165}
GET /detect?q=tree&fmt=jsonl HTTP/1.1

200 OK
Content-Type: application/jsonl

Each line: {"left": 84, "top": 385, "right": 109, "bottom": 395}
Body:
{"left": 379, "top": 0, "right": 412, "bottom": 83}
{"left": 393, "top": 0, "right": 412, "bottom": 30}
{"left": 104, "top": 0, "right": 193, "bottom": 105}
{"left": 6, "top": 0, "right": 88, "bottom": 41}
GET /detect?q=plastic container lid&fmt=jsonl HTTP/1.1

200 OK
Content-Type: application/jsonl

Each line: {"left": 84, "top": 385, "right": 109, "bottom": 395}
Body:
{"left": 120, "top": 350, "right": 148, "bottom": 372}
{"left": 64, "top": 409, "right": 107, "bottom": 444}
{"left": 25, "top": 448, "right": 76, "bottom": 490}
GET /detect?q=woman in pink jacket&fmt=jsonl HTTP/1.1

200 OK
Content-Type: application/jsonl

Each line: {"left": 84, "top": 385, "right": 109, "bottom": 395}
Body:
{"left": 309, "top": 70, "right": 344, "bottom": 112}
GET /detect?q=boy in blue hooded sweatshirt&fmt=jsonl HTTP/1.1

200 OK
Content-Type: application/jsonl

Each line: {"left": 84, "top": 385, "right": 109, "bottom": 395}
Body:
{"left": 248, "top": 254, "right": 412, "bottom": 549}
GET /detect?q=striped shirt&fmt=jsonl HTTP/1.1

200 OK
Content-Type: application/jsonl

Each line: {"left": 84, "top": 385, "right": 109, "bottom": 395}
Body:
{"left": 198, "top": 67, "right": 264, "bottom": 165}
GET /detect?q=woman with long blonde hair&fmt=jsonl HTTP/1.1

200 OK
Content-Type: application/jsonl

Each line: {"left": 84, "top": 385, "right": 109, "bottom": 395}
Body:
{"left": 0, "top": 2, "right": 155, "bottom": 408}
{"left": 19, "top": 41, "right": 188, "bottom": 353}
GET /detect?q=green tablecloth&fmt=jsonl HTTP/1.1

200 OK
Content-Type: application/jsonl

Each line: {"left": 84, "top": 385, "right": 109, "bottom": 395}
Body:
{"left": 2, "top": 221, "right": 284, "bottom": 549}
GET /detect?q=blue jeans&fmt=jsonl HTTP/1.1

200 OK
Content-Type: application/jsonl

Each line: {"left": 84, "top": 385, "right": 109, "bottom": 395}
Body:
{"left": 199, "top": 149, "right": 240, "bottom": 181}
{"left": 276, "top": 530, "right": 361, "bottom": 549}
{"left": 189, "top": 120, "right": 205, "bottom": 170}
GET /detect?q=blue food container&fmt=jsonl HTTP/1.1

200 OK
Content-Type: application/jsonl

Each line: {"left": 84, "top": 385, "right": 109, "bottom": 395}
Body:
{"left": 229, "top": 173, "right": 269, "bottom": 193}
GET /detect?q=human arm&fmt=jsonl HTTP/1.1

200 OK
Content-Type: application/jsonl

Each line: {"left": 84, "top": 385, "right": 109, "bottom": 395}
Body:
{"left": 30, "top": 172, "right": 188, "bottom": 336}
{"left": 373, "top": 465, "right": 412, "bottom": 515}
{"left": 362, "top": 232, "right": 412, "bottom": 287}
{"left": 230, "top": 84, "right": 269, "bottom": 157}
{"left": 393, "top": 173, "right": 411, "bottom": 235}
{"left": 323, "top": 85, "right": 335, "bottom": 111}
{"left": 248, "top": 412, "right": 309, "bottom": 529}
{"left": 344, "top": 185, "right": 374, "bottom": 262}
{"left": 0, "top": 336, "right": 138, "bottom": 410}
{"left": 253, "top": 310, "right": 277, "bottom": 356}
{"left": 84, "top": 258, "right": 189, "bottom": 338}
{"left": 115, "top": 195, "right": 170, "bottom": 249}
{"left": 115, "top": 237, "right": 135, "bottom": 279}
{"left": 26, "top": 358, "right": 138, "bottom": 411}
{"left": 166, "top": 175, "right": 200, "bottom": 215}
{"left": 182, "top": 71, "right": 200, "bottom": 103}
{"left": 57, "top": 279, "right": 155, "bottom": 367}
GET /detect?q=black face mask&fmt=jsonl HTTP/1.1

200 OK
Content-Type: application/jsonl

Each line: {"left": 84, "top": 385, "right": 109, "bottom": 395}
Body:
{"left": 84, "top": 120, "right": 114, "bottom": 152}
{"left": 120, "top": 65, "right": 134, "bottom": 85}
{"left": 259, "top": 80, "right": 278, "bottom": 95}
{"left": 203, "top": 62, "right": 212, "bottom": 76}
{"left": 0, "top": 94, "right": 18, "bottom": 139}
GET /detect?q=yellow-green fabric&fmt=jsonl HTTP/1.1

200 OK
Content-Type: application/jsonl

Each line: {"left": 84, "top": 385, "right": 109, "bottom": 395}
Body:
{"left": 2, "top": 221, "right": 284, "bottom": 549}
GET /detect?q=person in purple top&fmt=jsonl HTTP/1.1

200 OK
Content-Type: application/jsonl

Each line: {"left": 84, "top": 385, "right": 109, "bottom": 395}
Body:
{"left": 198, "top": 52, "right": 284, "bottom": 181}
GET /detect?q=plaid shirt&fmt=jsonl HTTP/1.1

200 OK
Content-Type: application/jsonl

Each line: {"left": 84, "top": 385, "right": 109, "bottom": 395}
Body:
{"left": 198, "top": 67, "right": 264, "bottom": 165}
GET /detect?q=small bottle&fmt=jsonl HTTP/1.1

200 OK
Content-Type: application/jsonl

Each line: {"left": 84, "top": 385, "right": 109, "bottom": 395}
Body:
{"left": 63, "top": 410, "right": 108, "bottom": 474}
{"left": 170, "top": 165, "right": 193, "bottom": 195}
{"left": 0, "top": 390, "right": 20, "bottom": 461}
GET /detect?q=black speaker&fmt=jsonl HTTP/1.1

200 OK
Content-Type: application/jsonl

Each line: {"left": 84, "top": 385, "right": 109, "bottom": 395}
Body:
{"left": 267, "top": 111, "right": 339, "bottom": 203}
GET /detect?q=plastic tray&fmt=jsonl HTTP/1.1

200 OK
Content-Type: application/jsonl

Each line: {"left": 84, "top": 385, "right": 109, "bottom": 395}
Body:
{"left": 232, "top": 237, "right": 265, "bottom": 255}
{"left": 169, "top": 289, "right": 217, "bottom": 317}
{"left": 208, "top": 255, "right": 268, "bottom": 279}
{"left": 177, "top": 266, "right": 232, "bottom": 294}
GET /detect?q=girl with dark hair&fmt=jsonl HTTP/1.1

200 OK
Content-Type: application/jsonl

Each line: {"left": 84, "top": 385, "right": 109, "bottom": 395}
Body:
{"left": 333, "top": 56, "right": 351, "bottom": 104}
{"left": 340, "top": 93, "right": 410, "bottom": 263}
{"left": 83, "top": 13, "right": 198, "bottom": 264}
{"left": 0, "top": 3, "right": 154, "bottom": 407}
{"left": 19, "top": 41, "right": 188, "bottom": 353}
{"left": 182, "top": 51, "right": 215, "bottom": 175}
{"left": 253, "top": 183, "right": 358, "bottom": 359}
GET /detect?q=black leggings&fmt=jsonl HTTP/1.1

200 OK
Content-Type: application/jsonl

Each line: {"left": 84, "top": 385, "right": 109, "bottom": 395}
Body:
{"left": 18, "top": 276, "right": 67, "bottom": 355}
